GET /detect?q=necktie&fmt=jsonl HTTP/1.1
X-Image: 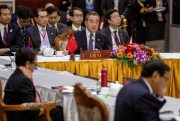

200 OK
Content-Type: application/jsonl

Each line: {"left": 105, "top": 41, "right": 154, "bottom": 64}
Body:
{"left": 3, "top": 27, "right": 8, "bottom": 45}
{"left": 21, "top": 27, "right": 26, "bottom": 46}
{"left": 41, "top": 29, "right": 50, "bottom": 49}
{"left": 89, "top": 33, "right": 93, "bottom": 50}
{"left": 113, "top": 31, "right": 120, "bottom": 46}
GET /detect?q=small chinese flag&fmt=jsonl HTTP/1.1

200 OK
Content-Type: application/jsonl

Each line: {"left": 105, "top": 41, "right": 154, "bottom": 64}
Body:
{"left": 28, "top": 37, "right": 33, "bottom": 48}
{"left": 66, "top": 34, "right": 78, "bottom": 54}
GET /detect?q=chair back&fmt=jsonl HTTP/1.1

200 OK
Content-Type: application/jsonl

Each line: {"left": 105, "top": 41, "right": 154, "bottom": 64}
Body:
{"left": 54, "top": 28, "right": 74, "bottom": 51}
{"left": 0, "top": 80, "right": 56, "bottom": 121}
{"left": 74, "top": 83, "right": 108, "bottom": 121}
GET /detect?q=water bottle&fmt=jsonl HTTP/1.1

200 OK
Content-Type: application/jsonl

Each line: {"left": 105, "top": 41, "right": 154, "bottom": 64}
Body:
{"left": 101, "top": 68, "right": 108, "bottom": 87}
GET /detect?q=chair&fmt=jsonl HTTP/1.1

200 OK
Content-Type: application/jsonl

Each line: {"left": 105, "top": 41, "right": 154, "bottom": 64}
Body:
{"left": 0, "top": 81, "right": 56, "bottom": 121}
{"left": 74, "top": 83, "right": 108, "bottom": 121}
{"left": 54, "top": 28, "right": 74, "bottom": 51}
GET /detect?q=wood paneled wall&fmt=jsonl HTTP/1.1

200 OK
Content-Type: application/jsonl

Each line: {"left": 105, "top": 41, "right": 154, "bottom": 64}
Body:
{"left": 15, "top": 0, "right": 62, "bottom": 14}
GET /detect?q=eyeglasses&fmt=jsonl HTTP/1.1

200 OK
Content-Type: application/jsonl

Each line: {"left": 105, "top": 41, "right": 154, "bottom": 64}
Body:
{"left": 73, "top": 14, "right": 83, "bottom": 18}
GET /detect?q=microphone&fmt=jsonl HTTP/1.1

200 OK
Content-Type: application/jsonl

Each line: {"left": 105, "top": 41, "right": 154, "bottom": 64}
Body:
{"left": 2, "top": 52, "right": 15, "bottom": 68}
{"left": 92, "top": 39, "right": 102, "bottom": 50}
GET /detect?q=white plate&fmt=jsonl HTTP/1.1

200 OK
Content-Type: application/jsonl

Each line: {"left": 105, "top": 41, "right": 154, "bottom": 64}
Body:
{"left": 154, "top": 7, "right": 166, "bottom": 12}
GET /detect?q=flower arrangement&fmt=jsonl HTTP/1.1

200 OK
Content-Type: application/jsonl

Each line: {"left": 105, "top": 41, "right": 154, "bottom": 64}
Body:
{"left": 111, "top": 43, "right": 161, "bottom": 68}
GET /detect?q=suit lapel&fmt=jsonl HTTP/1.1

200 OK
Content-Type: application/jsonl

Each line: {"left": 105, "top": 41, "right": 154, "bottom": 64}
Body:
{"left": 107, "top": 28, "right": 113, "bottom": 48}
{"left": 81, "top": 30, "right": 87, "bottom": 50}
{"left": 34, "top": 26, "right": 41, "bottom": 47}
{"left": 118, "top": 29, "right": 124, "bottom": 45}
{"left": 0, "top": 32, "right": 4, "bottom": 48}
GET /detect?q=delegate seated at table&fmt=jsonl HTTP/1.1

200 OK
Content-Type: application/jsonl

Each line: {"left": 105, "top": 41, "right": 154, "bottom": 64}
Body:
{"left": 114, "top": 59, "right": 170, "bottom": 121}
{"left": 71, "top": 11, "right": 110, "bottom": 54}
{"left": 3, "top": 47, "right": 63, "bottom": 121}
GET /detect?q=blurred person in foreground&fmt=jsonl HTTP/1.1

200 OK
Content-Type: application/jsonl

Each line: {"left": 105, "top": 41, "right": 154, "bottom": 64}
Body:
{"left": 4, "top": 47, "right": 64, "bottom": 121}
{"left": 114, "top": 59, "right": 170, "bottom": 121}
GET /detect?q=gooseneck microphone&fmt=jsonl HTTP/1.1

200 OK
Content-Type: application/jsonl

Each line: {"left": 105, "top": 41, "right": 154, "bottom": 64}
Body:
{"left": 2, "top": 52, "right": 15, "bottom": 68}
{"left": 92, "top": 39, "right": 102, "bottom": 50}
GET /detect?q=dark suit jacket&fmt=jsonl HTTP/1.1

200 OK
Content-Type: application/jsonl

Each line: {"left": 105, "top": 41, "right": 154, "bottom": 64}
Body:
{"left": 145, "top": 0, "right": 168, "bottom": 23}
{"left": 57, "top": 23, "right": 68, "bottom": 33}
{"left": 100, "top": 0, "right": 130, "bottom": 17}
{"left": 73, "top": 0, "right": 101, "bottom": 16}
{"left": 114, "top": 78, "right": 166, "bottom": 121}
{"left": 73, "top": 30, "right": 110, "bottom": 54}
{"left": 0, "top": 23, "right": 22, "bottom": 52}
{"left": 99, "top": 27, "right": 129, "bottom": 49}
{"left": 59, "top": 25, "right": 86, "bottom": 35}
{"left": 25, "top": 25, "right": 58, "bottom": 53}
{"left": 47, "top": 23, "right": 68, "bottom": 34}
{"left": 4, "top": 69, "right": 44, "bottom": 121}
{"left": 59, "top": 10, "right": 68, "bottom": 25}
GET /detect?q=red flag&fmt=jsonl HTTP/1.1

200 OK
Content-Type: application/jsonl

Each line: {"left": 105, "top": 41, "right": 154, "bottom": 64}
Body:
{"left": 66, "top": 34, "right": 78, "bottom": 54}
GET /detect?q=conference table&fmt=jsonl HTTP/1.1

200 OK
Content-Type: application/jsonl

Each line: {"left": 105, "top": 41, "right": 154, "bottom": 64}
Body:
{"left": 1, "top": 61, "right": 180, "bottom": 121}
{"left": 31, "top": 53, "right": 180, "bottom": 98}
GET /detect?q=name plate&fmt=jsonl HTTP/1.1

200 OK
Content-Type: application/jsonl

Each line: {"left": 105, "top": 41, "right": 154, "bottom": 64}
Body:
{"left": 80, "top": 50, "right": 112, "bottom": 60}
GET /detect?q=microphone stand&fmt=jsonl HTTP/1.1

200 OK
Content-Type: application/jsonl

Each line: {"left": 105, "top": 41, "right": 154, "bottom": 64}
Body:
{"left": 2, "top": 52, "right": 15, "bottom": 68}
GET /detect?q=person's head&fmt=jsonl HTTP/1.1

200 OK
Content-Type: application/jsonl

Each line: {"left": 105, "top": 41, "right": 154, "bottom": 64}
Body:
{"left": 34, "top": 8, "right": 48, "bottom": 27}
{"left": 69, "top": 7, "right": 83, "bottom": 27}
{"left": 45, "top": 3, "right": 54, "bottom": 9}
{"left": 46, "top": 6, "right": 60, "bottom": 26}
{"left": 15, "top": 47, "right": 37, "bottom": 72}
{"left": 141, "top": 59, "right": 170, "bottom": 96}
{"left": 17, "top": 6, "right": 32, "bottom": 27}
{"left": 0, "top": 4, "right": 11, "bottom": 26}
{"left": 105, "top": 9, "right": 121, "bottom": 29}
{"left": 84, "top": 11, "right": 100, "bottom": 33}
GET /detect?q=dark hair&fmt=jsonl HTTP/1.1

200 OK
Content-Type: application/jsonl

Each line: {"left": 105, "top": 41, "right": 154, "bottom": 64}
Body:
{"left": 69, "top": 7, "right": 83, "bottom": 16}
{"left": 141, "top": 59, "right": 170, "bottom": 77}
{"left": 46, "top": 6, "right": 60, "bottom": 16}
{"left": 85, "top": 11, "right": 99, "bottom": 21}
{"left": 15, "top": 47, "right": 36, "bottom": 66}
{"left": 17, "top": 6, "right": 32, "bottom": 19}
{"left": 105, "top": 9, "right": 119, "bottom": 20}
{"left": 34, "top": 8, "right": 46, "bottom": 17}
{"left": 0, "top": 4, "right": 9, "bottom": 15}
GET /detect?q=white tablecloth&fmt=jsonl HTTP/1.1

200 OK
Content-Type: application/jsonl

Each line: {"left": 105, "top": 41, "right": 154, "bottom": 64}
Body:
{"left": 1, "top": 56, "right": 180, "bottom": 121}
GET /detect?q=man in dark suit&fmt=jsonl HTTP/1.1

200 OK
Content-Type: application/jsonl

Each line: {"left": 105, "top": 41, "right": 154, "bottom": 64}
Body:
{"left": 73, "top": 11, "right": 110, "bottom": 54}
{"left": 0, "top": 5, "right": 22, "bottom": 53}
{"left": 59, "top": 7, "right": 85, "bottom": 34}
{"left": 100, "top": 0, "right": 130, "bottom": 17}
{"left": 100, "top": 9, "right": 129, "bottom": 50}
{"left": 12, "top": 6, "right": 33, "bottom": 47}
{"left": 46, "top": 6, "right": 68, "bottom": 33}
{"left": 114, "top": 59, "right": 170, "bottom": 121}
{"left": 72, "top": 0, "right": 101, "bottom": 17}
{"left": 25, "top": 8, "right": 58, "bottom": 54}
